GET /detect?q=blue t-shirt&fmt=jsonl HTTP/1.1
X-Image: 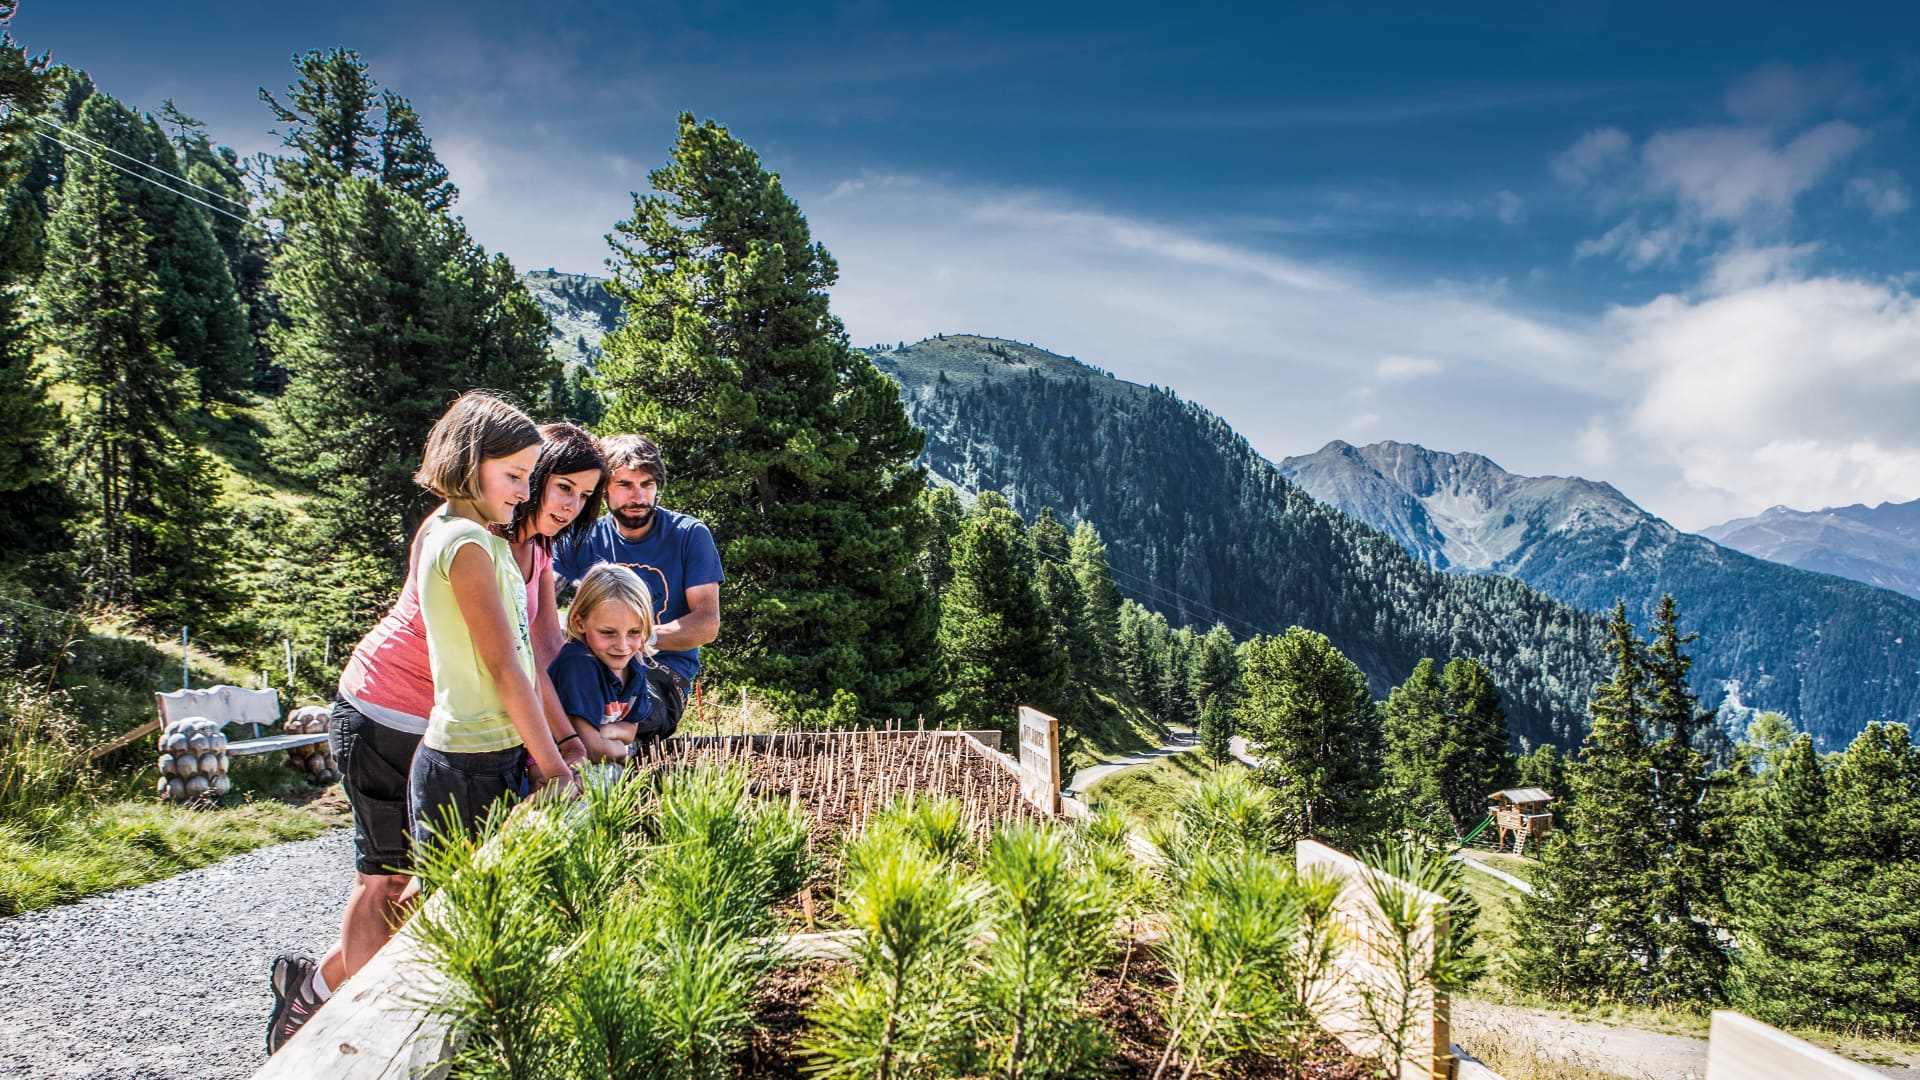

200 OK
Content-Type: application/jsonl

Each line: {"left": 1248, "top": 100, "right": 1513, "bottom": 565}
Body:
{"left": 548, "top": 640, "right": 653, "bottom": 733}
{"left": 554, "top": 508, "right": 724, "bottom": 684}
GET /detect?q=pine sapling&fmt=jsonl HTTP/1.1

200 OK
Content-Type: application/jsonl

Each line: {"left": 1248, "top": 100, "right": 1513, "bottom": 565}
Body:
{"left": 973, "top": 823, "right": 1118, "bottom": 1080}
{"left": 802, "top": 839, "right": 981, "bottom": 1080}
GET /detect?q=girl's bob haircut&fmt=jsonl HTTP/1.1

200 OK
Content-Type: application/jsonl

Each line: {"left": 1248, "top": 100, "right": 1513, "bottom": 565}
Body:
{"left": 413, "top": 391, "right": 542, "bottom": 501}
{"left": 566, "top": 564, "right": 657, "bottom": 647}
{"left": 510, "top": 422, "right": 608, "bottom": 550}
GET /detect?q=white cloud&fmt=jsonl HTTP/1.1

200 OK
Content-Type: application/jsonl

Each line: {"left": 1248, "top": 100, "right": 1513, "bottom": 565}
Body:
{"left": 1376, "top": 355, "right": 1443, "bottom": 380}
{"left": 1552, "top": 127, "right": 1632, "bottom": 188}
{"left": 1603, "top": 271, "right": 1920, "bottom": 524}
{"left": 1640, "top": 120, "right": 1866, "bottom": 226}
{"left": 1574, "top": 215, "right": 1686, "bottom": 269}
{"left": 1495, "top": 190, "right": 1525, "bottom": 225}
{"left": 1846, "top": 172, "right": 1911, "bottom": 218}
{"left": 1724, "top": 62, "right": 1863, "bottom": 126}
{"left": 1700, "top": 243, "right": 1818, "bottom": 294}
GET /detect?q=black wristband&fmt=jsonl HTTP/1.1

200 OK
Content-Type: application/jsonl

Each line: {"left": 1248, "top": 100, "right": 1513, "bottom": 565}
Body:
{"left": 557, "top": 733, "right": 581, "bottom": 746}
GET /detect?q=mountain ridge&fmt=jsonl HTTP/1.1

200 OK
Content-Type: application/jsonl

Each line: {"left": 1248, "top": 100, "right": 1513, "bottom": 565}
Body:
{"left": 1703, "top": 499, "right": 1920, "bottom": 601}
{"left": 1276, "top": 438, "right": 1920, "bottom": 747}
{"left": 871, "top": 334, "right": 1613, "bottom": 750}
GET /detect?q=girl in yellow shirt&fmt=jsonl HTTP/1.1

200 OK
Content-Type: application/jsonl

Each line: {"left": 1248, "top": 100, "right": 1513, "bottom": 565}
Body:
{"left": 406, "top": 391, "right": 580, "bottom": 848}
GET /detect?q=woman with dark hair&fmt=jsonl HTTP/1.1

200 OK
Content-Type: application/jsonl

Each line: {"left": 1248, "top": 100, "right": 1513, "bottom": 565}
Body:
{"left": 504, "top": 423, "right": 611, "bottom": 758}
{"left": 266, "top": 422, "right": 608, "bottom": 1055}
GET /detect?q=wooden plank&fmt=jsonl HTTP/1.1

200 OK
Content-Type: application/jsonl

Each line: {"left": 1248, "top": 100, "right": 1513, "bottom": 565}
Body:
{"left": 254, "top": 905, "right": 458, "bottom": 1080}
{"left": 155, "top": 685, "right": 281, "bottom": 727}
{"left": 227, "top": 732, "right": 331, "bottom": 757}
{"left": 1296, "top": 839, "right": 1454, "bottom": 1080}
{"left": 1706, "top": 1011, "right": 1881, "bottom": 1080}
{"left": 88, "top": 716, "right": 162, "bottom": 760}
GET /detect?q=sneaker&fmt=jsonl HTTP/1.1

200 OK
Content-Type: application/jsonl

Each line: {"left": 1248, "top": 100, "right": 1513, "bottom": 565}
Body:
{"left": 266, "top": 953, "right": 323, "bottom": 1054}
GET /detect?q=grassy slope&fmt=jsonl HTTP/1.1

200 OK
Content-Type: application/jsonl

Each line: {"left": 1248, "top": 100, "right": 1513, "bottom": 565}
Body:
{"left": 0, "top": 394, "right": 345, "bottom": 916}
{"left": 1456, "top": 855, "right": 1920, "bottom": 1071}
{"left": 1081, "top": 752, "right": 1215, "bottom": 827}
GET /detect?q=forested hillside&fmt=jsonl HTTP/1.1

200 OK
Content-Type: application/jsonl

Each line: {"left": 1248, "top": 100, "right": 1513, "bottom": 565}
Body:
{"left": 870, "top": 335, "right": 1612, "bottom": 748}
{"left": 1281, "top": 440, "right": 1920, "bottom": 748}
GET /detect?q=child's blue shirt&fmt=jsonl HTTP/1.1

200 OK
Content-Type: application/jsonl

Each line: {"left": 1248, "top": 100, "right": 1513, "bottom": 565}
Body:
{"left": 548, "top": 640, "right": 654, "bottom": 732}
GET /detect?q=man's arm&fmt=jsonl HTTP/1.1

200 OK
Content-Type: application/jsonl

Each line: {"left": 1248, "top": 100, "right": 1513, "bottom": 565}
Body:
{"left": 655, "top": 581, "right": 719, "bottom": 651}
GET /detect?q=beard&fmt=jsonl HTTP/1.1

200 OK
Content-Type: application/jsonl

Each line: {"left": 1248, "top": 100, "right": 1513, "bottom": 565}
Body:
{"left": 611, "top": 504, "right": 656, "bottom": 531}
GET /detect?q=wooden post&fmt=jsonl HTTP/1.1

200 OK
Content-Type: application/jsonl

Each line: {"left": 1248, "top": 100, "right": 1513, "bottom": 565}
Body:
{"left": 1015, "top": 705, "right": 1061, "bottom": 814}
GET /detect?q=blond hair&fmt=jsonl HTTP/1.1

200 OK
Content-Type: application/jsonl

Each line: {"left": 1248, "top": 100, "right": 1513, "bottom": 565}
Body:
{"left": 413, "top": 391, "right": 542, "bottom": 500}
{"left": 566, "top": 564, "right": 656, "bottom": 645}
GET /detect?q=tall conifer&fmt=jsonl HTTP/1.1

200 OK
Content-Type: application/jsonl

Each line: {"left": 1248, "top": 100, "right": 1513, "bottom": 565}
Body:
{"left": 1642, "top": 595, "right": 1726, "bottom": 1002}
{"left": 67, "top": 93, "right": 250, "bottom": 403}
{"left": 1510, "top": 603, "right": 1668, "bottom": 1002}
{"left": 41, "top": 153, "right": 233, "bottom": 622}
{"left": 1440, "top": 657, "right": 1513, "bottom": 834}
{"left": 1236, "top": 626, "right": 1382, "bottom": 846}
{"left": 595, "top": 114, "right": 936, "bottom": 719}
{"left": 1069, "top": 520, "right": 1121, "bottom": 681}
{"left": 936, "top": 494, "right": 1064, "bottom": 731}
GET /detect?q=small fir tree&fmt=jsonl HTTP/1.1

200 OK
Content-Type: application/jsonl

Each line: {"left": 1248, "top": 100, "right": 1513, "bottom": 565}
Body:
{"left": 1235, "top": 626, "right": 1382, "bottom": 846}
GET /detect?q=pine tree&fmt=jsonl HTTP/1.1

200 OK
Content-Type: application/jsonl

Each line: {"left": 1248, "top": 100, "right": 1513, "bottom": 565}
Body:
{"left": 1509, "top": 603, "right": 1665, "bottom": 1002}
{"left": 1236, "top": 626, "right": 1382, "bottom": 846}
{"left": 1069, "top": 521, "right": 1121, "bottom": 683}
{"left": 1727, "top": 733, "right": 1830, "bottom": 1023}
{"left": 595, "top": 114, "right": 936, "bottom": 719}
{"left": 1030, "top": 507, "right": 1093, "bottom": 681}
{"left": 1641, "top": 595, "right": 1726, "bottom": 1003}
{"left": 260, "top": 49, "right": 458, "bottom": 211}
{"left": 917, "top": 485, "right": 963, "bottom": 605}
{"left": 1190, "top": 624, "right": 1239, "bottom": 764}
{"left": 936, "top": 493, "right": 1065, "bottom": 732}
{"left": 162, "top": 100, "right": 277, "bottom": 391}
{"left": 1439, "top": 657, "right": 1513, "bottom": 835}
{"left": 268, "top": 179, "right": 553, "bottom": 575}
{"left": 1115, "top": 600, "right": 1156, "bottom": 704}
{"left": 1383, "top": 659, "right": 1451, "bottom": 836}
{"left": 68, "top": 93, "right": 250, "bottom": 403}
{"left": 0, "top": 30, "right": 61, "bottom": 562}
{"left": 41, "top": 152, "right": 234, "bottom": 623}
{"left": 1801, "top": 723, "right": 1920, "bottom": 1033}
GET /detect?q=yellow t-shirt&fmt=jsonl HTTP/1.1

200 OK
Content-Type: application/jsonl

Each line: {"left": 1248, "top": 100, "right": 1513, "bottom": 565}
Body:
{"left": 418, "top": 513, "right": 534, "bottom": 754}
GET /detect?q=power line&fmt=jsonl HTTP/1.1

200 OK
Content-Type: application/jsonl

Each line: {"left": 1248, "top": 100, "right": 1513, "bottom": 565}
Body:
{"left": 32, "top": 114, "right": 250, "bottom": 213}
{"left": 0, "top": 591, "right": 87, "bottom": 624}
{"left": 34, "top": 129, "right": 253, "bottom": 226}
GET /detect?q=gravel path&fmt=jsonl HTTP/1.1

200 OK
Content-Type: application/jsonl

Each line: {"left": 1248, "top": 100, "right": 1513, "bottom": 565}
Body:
{"left": 0, "top": 830, "right": 352, "bottom": 1080}
{"left": 1454, "top": 998, "right": 1920, "bottom": 1079}
{"left": 1064, "top": 727, "right": 1198, "bottom": 797}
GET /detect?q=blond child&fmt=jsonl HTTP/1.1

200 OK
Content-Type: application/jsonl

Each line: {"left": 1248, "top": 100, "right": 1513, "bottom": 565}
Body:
{"left": 548, "top": 564, "right": 671, "bottom": 764}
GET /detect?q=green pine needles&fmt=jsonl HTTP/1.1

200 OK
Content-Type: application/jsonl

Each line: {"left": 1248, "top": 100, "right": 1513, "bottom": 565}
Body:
{"left": 805, "top": 799, "right": 1130, "bottom": 1080}
{"left": 412, "top": 765, "right": 810, "bottom": 1080}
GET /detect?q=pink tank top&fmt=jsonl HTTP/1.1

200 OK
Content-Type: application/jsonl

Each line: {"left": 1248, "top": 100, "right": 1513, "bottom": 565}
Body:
{"left": 339, "top": 521, "right": 551, "bottom": 734}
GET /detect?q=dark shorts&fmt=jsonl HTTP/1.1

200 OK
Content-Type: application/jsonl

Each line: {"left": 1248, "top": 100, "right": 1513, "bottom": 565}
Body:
{"left": 331, "top": 696, "right": 424, "bottom": 877}
{"left": 407, "top": 743, "right": 531, "bottom": 851}
{"left": 643, "top": 664, "right": 686, "bottom": 740}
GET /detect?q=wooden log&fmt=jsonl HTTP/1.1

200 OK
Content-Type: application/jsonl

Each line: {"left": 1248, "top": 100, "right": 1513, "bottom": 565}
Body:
{"left": 254, "top": 901, "right": 457, "bottom": 1079}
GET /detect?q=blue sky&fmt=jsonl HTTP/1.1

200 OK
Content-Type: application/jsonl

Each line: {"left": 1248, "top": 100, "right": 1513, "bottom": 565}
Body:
{"left": 21, "top": 1, "right": 1920, "bottom": 528}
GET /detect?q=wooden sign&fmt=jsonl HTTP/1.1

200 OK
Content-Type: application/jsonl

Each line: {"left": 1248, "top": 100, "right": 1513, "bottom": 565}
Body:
{"left": 1015, "top": 706, "right": 1061, "bottom": 814}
